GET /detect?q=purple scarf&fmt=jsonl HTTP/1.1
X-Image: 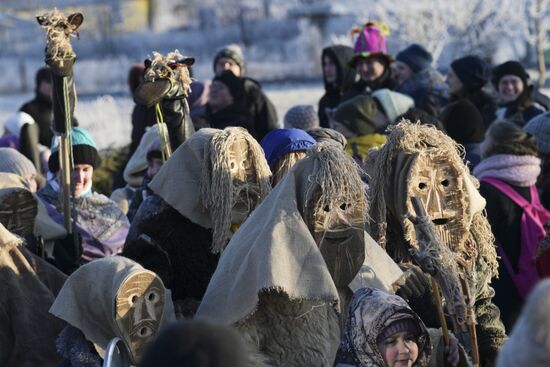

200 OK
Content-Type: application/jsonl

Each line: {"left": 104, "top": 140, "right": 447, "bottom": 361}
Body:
{"left": 473, "top": 154, "right": 541, "bottom": 187}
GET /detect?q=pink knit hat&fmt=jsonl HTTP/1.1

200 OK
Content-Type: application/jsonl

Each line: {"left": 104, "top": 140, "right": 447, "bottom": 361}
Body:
{"left": 349, "top": 22, "right": 392, "bottom": 66}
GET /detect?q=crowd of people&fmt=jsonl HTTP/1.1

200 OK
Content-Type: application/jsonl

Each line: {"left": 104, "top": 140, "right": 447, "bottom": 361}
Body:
{"left": 2, "top": 16, "right": 550, "bottom": 367}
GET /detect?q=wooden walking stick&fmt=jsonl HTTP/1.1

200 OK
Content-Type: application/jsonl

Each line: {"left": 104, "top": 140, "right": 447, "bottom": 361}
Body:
{"left": 37, "top": 10, "right": 83, "bottom": 233}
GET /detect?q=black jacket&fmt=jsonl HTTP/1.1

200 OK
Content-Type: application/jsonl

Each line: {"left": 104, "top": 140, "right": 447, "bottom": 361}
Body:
{"left": 318, "top": 45, "right": 357, "bottom": 127}
{"left": 395, "top": 68, "right": 448, "bottom": 118}
{"left": 19, "top": 93, "right": 53, "bottom": 147}
{"left": 241, "top": 77, "right": 278, "bottom": 141}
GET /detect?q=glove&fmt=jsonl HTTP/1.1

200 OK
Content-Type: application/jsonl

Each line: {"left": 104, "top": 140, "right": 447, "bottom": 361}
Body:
{"left": 395, "top": 263, "right": 431, "bottom": 301}
{"left": 53, "top": 232, "right": 82, "bottom": 274}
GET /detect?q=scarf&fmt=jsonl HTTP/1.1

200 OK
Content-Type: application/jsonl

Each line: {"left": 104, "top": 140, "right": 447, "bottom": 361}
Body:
{"left": 473, "top": 154, "right": 541, "bottom": 187}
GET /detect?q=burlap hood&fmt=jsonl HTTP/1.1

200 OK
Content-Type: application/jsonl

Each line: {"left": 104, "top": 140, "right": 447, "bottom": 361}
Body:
{"left": 49, "top": 256, "right": 175, "bottom": 351}
{"left": 196, "top": 142, "right": 374, "bottom": 325}
{"left": 149, "top": 127, "right": 271, "bottom": 253}
{"left": 367, "top": 121, "right": 498, "bottom": 275}
{"left": 0, "top": 172, "right": 66, "bottom": 241}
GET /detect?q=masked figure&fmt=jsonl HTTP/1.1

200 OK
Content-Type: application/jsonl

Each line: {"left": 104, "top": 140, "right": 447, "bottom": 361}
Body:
{"left": 124, "top": 127, "right": 271, "bottom": 317}
{"left": 0, "top": 206, "right": 66, "bottom": 366}
{"left": 196, "top": 142, "right": 399, "bottom": 366}
{"left": 366, "top": 121, "right": 505, "bottom": 366}
{"left": 50, "top": 256, "right": 175, "bottom": 366}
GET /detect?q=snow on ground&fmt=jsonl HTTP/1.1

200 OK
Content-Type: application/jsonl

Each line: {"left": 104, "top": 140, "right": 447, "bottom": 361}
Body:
{"left": 0, "top": 82, "right": 324, "bottom": 150}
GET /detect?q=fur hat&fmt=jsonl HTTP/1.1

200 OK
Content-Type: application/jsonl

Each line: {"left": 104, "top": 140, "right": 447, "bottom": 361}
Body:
{"left": 450, "top": 55, "right": 490, "bottom": 90}
{"left": 213, "top": 70, "right": 244, "bottom": 99}
{"left": 396, "top": 44, "right": 433, "bottom": 73}
{"left": 441, "top": 99, "right": 485, "bottom": 143}
{"left": 524, "top": 112, "right": 550, "bottom": 155}
{"left": 0, "top": 148, "right": 37, "bottom": 178}
{"left": 4, "top": 111, "right": 35, "bottom": 138}
{"left": 333, "top": 95, "right": 379, "bottom": 135}
{"left": 349, "top": 22, "right": 392, "bottom": 67}
{"left": 213, "top": 44, "right": 246, "bottom": 75}
{"left": 372, "top": 89, "right": 415, "bottom": 123}
{"left": 48, "top": 127, "right": 100, "bottom": 173}
{"left": 492, "top": 61, "right": 530, "bottom": 89}
{"left": 284, "top": 105, "right": 320, "bottom": 130}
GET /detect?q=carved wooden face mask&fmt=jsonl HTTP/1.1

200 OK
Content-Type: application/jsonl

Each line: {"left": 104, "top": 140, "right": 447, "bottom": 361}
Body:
{"left": 406, "top": 153, "right": 469, "bottom": 252}
{"left": 309, "top": 189, "right": 366, "bottom": 287}
{"left": 0, "top": 188, "right": 37, "bottom": 237}
{"left": 115, "top": 271, "right": 165, "bottom": 365}
{"left": 228, "top": 140, "right": 259, "bottom": 224}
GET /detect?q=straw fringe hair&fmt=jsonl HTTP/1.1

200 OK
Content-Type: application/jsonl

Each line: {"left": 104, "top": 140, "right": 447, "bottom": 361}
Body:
{"left": 200, "top": 127, "right": 271, "bottom": 253}
{"left": 367, "top": 121, "right": 498, "bottom": 276}
{"left": 144, "top": 50, "right": 193, "bottom": 97}
{"left": 38, "top": 9, "right": 78, "bottom": 62}
{"left": 272, "top": 151, "right": 307, "bottom": 187}
{"left": 304, "top": 142, "right": 368, "bottom": 226}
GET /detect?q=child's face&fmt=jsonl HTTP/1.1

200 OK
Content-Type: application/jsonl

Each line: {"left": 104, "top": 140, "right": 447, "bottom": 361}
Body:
{"left": 147, "top": 158, "right": 163, "bottom": 179}
{"left": 377, "top": 331, "right": 419, "bottom": 367}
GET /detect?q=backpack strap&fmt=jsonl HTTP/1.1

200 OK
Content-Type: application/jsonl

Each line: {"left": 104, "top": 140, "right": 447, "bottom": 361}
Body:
{"left": 480, "top": 177, "right": 531, "bottom": 209}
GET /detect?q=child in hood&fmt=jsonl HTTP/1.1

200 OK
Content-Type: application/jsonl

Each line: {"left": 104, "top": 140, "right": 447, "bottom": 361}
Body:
{"left": 335, "top": 288, "right": 469, "bottom": 367}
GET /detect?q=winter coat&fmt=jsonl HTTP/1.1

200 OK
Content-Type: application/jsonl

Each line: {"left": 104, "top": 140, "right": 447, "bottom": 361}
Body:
{"left": 0, "top": 227, "right": 67, "bottom": 367}
{"left": 19, "top": 93, "right": 53, "bottom": 147}
{"left": 495, "top": 100, "right": 544, "bottom": 128}
{"left": 126, "top": 173, "right": 153, "bottom": 222}
{"left": 318, "top": 46, "right": 357, "bottom": 127}
{"left": 242, "top": 77, "right": 278, "bottom": 141}
{"left": 38, "top": 181, "right": 129, "bottom": 262}
{"left": 450, "top": 89, "right": 497, "bottom": 129}
{"left": 478, "top": 181, "right": 528, "bottom": 331}
{"left": 395, "top": 68, "right": 448, "bottom": 117}
{"left": 123, "top": 203, "right": 219, "bottom": 314}
{"left": 126, "top": 193, "right": 166, "bottom": 243}
{"left": 56, "top": 326, "right": 102, "bottom": 367}
{"left": 109, "top": 184, "right": 135, "bottom": 215}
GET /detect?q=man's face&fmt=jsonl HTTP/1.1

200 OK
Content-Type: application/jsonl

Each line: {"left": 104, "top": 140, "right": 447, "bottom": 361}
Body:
{"left": 498, "top": 75, "right": 524, "bottom": 103}
{"left": 323, "top": 55, "right": 338, "bottom": 85}
{"left": 356, "top": 57, "right": 386, "bottom": 82}
{"left": 38, "top": 80, "right": 53, "bottom": 100}
{"left": 209, "top": 81, "right": 234, "bottom": 111}
{"left": 391, "top": 61, "right": 414, "bottom": 86}
{"left": 115, "top": 272, "right": 165, "bottom": 365}
{"left": 147, "top": 158, "right": 163, "bottom": 179}
{"left": 215, "top": 57, "right": 241, "bottom": 77}
{"left": 228, "top": 140, "right": 258, "bottom": 224}
{"left": 446, "top": 69, "right": 464, "bottom": 96}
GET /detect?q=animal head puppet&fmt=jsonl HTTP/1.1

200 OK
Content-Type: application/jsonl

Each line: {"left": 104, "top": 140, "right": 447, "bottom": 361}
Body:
{"left": 149, "top": 127, "right": 271, "bottom": 253}
{"left": 367, "top": 121, "right": 497, "bottom": 276}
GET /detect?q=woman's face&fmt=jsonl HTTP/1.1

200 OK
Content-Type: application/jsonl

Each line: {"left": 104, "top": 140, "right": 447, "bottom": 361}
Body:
{"left": 323, "top": 55, "right": 338, "bottom": 85}
{"left": 356, "top": 57, "right": 386, "bottom": 82}
{"left": 446, "top": 69, "right": 464, "bottom": 96}
{"left": 392, "top": 61, "right": 414, "bottom": 86}
{"left": 378, "top": 331, "right": 419, "bottom": 367}
{"left": 498, "top": 75, "right": 524, "bottom": 103}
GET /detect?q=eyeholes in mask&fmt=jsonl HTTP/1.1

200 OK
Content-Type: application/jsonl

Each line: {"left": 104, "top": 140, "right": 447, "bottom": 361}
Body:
{"left": 138, "top": 327, "right": 152, "bottom": 338}
{"left": 147, "top": 292, "right": 157, "bottom": 302}
{"left": 441, "top": 179, "right": 450, "bottom": 187}
{"left": 131, "top": 295, "right": 138, "bottom": 304}
{"left": 418, "top": 182, "right": 427, "bottom": 190}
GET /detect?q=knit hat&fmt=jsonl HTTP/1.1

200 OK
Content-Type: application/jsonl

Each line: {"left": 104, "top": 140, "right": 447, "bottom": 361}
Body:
{"left": 524, "top": 112, "right": 550, "bottom": 155}
{"left": 213, "top": 44, "right": 246, "bottom": 75}
{"left": 349, "top": 22, "right": 392, "bottom": 67}
{"left": 450, "top": 55, "right": 490, "bottom": 90}
{"left": 396, "top": 44, "right": 433, "bottom": 73}
{"left": 0, "top": 148, "right": 37, "bottom": 178}
{"left": 284, "top": 105, "right": 320, "bottom": 130}
{"left": 372, "top": 89, "right": 415, "bottom": 123}
{"left": 441, "top": 100, "right": 485, "bottom": 143}
{"left": 260, "top": 128, "right": 316, "bottom": 168}
{"left": 492, "top": 61, "right": 530, "bottom": 89}
{"left": 48, "top": 127, "right": 100, "bottom": 173}
{"left": 213, "top": 70, "right": 244, "bottom": 100}
{"left": 4, "top": 111, "right": 35, "bottom": 138}
{"left": 333, "top": 95, "right": 379, "bottom": 135}
{"left": 377, "top": 317, "right": 420, "bottom": 343}
{"left": 140, "top": 320, "right": 248, "bottom": 367}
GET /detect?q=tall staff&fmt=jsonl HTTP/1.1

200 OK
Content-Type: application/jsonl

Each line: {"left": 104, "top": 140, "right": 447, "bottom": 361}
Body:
{"left": 36, "top": 10, "right": 83, "bottom": 233}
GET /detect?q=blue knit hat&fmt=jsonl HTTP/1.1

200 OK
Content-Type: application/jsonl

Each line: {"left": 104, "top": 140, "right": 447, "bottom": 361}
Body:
{"left": 396, "top": 44, "right": 433, "bottom": 73}
{"left": 48, "top": 127, "right": 100, "bottom": 172}
{"left": 260, "top": 129, "right": 316, "bottom": 169}
{"left": 451, "top": 55, "right": 490, "bottom": 90}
